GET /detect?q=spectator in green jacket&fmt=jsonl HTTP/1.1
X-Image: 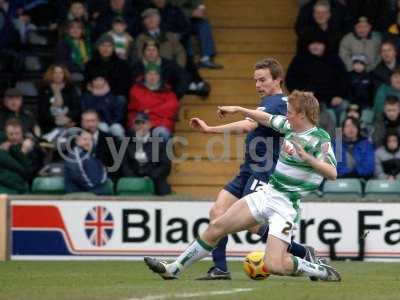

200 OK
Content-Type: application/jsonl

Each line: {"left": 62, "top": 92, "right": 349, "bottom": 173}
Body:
{"left": 373, "top": 69, "right": 400, "bottom": 117}
{"left": 0, "top": 119, "right": 34, "bottom": 193}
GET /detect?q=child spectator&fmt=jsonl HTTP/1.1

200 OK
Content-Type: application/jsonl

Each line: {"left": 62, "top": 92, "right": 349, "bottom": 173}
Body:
{"left": 122, "top": 112, "right": 172, "bottom": 195}
{"left": 0, "top": 88, "right": 39, "bottom": 136}
{"left": 373, "top": 69, "right": 400, "bottom": 117}
{"left": 106, "top": 17, "right": 134, "bottom": 61}
{"left": 372, "top": 96, "right": 400, "bottom": 146}
{"left": 0, "top": 119, "right": 35, "bottom": 193}
{"left": 55, "top": 20, "right": 92, "bottom": 82}
{"left": 128, "top": 64, "right": 179, "bottom": 141}
{"left": 38, "top": 64, "right": 80, "bottom": 139}
{"left": 333, "top": 117, "right": 375, "bottom": 179}
{"left": 346, "top": 54, "right": 374, "bottom": 109}
{"left": 132, "top": 40, "right": 189, "bottom": 99}
{"left": 375, "top": 133, "right": 400, "bottom": 180}
{"left": 64, "top": 130, "right": 108, "bottom": 195}
{"left": 81, "top": 73, "right": 125, "bottom": 139}
{"left": 339, "top": 17, "right": 381, "bottom": 71}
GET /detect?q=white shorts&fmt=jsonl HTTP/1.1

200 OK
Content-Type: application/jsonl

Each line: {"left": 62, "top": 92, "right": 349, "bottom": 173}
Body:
{"left": 244, "top": 184, "right": 298, "bottom": 244}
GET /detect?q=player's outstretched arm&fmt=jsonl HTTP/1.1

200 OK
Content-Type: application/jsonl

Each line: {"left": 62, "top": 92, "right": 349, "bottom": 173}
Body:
{"left": 217, "top": 106, "right": 272, "bottom": 127}
{"left": 190, "top": 117, "right": 257, "bottom": 134}
{"left": 292, "top": 142, "right": 337, "bottom": 180}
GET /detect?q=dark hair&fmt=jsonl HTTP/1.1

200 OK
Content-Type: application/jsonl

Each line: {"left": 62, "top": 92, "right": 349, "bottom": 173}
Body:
{"left": 81, "top": 109, "right": 99, "bottom": 118}
{"left": 384, "top": 95, "right": 400, "bottom": 106}
{"left": 254, "top": 58, "right": 284, "bottom": 81}
{"left": 342, "top": 116, "right": 361, "bottom": 139}
{"left": 392, "top": 68, "right": 400, "bottom": 77}
{"left": 43, "top": 64, "right": 72, "bottom": 86}
{"left": 65, "top": 20, "right": 85, "bottom": 38}
{"left": 381, "top": 40, "right": 397, "bottom": 52}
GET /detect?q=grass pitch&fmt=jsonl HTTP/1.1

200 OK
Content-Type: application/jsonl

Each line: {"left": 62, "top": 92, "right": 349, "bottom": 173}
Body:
{"left": 0, "top": 261, "right": 399, "bottom": 300}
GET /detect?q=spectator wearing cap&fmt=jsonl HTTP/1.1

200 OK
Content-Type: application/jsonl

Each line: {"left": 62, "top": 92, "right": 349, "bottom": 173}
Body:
{"left": 373, "top": 69, "right": 400, "bottom": 117}
{"left": 374, "top": 132, "right": 400, "bottom": 180}
{"left": 106, "top": 16, "right": 134, "bottom": 60}
{"left": 122, "top": 112, "right": 172, "bottom": 195}
{"left": 64, "top": 130, "right": 109, "bottom": 195}
{"left": 372, "top": 96, "right": 400, "bottom": 146}
{"left": 346, "top": 53, "right": 374, "bottom": 109}
{"left": 38, "top": 64, "right": 81, "bottom": 137}
{"left": 93, "top": 0, "right": 141, "bottom": 40}
{"left": 339, "top": 16, "right": 382, "bottom": 71}
{"left": 286, "top": 31, "right": 348, "bottom": 111}
{"left": 372, "top": 41, "right": 400, "bottom": 89}
{"left": 85, "top": 34, "right": 132, "bottom": 98}
{"left": 169, "top": 0, "right": 222, "bottom": 69}
{"left": 0, "top": 88, "right": 39, "bottom": 136}
{"left": 128, "top": 63, "right": 179, "bottom": 142}
{"left": 296, "top": 0, "right": 345, "bottom": 54}
{"left": 136, "top": 8, "right": 187, "bottom": 68}
{"left": 132, "top": 40, "right": 189, "bottom": 99}
{"left": 55, "top": 20, "right": 92, "bottom": 82}
{"left": 333, "top": 116, "right": 375, "bottom": 180}
{"left": 81, "top": 73, "right": 125, "bottom": 139}
{"left": 0, "top": 119, "right": 35, "bottom": 194}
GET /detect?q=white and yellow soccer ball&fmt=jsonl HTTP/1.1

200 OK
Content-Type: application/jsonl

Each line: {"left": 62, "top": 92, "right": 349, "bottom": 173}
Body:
{"left": 243, "top": 251, "right": 270, "bottom": 280}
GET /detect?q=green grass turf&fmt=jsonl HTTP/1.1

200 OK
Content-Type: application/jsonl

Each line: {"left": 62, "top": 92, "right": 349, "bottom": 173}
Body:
{"left": 0, "top": 261, "right": 399, "bottom": 300}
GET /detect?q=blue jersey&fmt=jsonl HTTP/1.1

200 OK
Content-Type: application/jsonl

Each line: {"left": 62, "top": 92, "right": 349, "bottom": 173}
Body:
{"left": 241, "top": 93, "right": 287, "bottom": 176}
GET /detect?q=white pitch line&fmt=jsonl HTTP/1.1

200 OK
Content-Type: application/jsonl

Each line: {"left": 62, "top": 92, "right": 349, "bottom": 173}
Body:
{"left": 128, "top": 288, "right": 254, "bottom": 300}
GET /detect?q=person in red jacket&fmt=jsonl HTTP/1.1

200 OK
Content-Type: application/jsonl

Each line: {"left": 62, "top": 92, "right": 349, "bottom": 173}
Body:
{"left": 127, "top": 63, "right": 179, "bottom": 141}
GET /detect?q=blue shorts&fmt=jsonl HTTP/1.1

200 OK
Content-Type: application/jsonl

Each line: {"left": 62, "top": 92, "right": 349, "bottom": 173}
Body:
{"left": 224, "top": 170, "right": 270, "bottom": 199}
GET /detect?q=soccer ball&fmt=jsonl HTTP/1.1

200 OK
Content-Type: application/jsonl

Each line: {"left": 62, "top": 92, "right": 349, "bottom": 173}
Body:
{"left": 243, "top": 251, "right": 270, "bottom": 280}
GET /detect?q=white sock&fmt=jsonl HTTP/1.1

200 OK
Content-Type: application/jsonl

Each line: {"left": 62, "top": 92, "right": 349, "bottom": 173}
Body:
{"left": 292, "top": 256, "right": 328, "bottom": 279}
{"left": 201, "top": 56, "right": 210, "bottom": 62}
{"left": 167, "top": 238, "right": 214, "bottom": 276}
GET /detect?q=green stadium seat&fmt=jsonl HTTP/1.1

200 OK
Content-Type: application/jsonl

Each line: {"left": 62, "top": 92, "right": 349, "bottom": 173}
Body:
{"left": 365, "top": 180, "right": 400, "bottom": 200}
{"left": 31, "top": 177, "right": 65, "bottom": 195}
{"left": 103, "top": 179, "right": 114, "bottom": 195}
{"left": 116, "top": 177, "right": 155, "bottom": 196}
{"left": 0, "top": 185, "right": 19, "bottom": 195}
{"left": 322, "top": 179, "right": 362, "bottom": 199}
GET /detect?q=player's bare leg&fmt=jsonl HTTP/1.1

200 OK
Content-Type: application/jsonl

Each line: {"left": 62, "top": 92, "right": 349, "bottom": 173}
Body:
{"left": 144, "top": 198, "right": 258, "bottom": 279}
{"left": 264, "top": 235, "right": 341, "bottom": 281}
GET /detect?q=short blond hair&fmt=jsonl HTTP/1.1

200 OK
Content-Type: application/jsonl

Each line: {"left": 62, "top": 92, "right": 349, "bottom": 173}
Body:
{"left": 288, "top": 90, "right": 320, "bottom": 125}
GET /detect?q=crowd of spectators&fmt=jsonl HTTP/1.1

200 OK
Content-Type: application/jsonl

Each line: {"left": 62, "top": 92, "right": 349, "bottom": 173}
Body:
{"left": 291, "top": 0, "right": 400, "bottom": 181}
{"left": 0, "top": 0, "right": 222, "bottom": 195}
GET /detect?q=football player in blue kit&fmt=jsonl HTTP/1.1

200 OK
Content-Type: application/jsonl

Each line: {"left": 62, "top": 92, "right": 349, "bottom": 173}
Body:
{"left": 189, "top": 58, "right": 318, "bottom": 280}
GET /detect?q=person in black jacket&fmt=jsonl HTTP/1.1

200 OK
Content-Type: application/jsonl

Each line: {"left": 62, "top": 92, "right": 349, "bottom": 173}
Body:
{"left": 81, "top": 109, "right": 121, "bottom": 181}
{"left": 372, "top": 40, "right": 400, "bottom": 89}
{"left": 286, "top": 31, "right": 348, "bottom": 111}
{"left": 131, "top": 40, "right": 189, "bottom": 98}
{"left": 122, "top": 112, "right": 171, "bottom": 195}
{"left": 38, "top": 64, "right": 81, "bottom": 136}
{"left": 64, "top": 130, "right": 108, "bottom": 195}
{"left": 85, "top": 34, "right": 132, "bottom": 97}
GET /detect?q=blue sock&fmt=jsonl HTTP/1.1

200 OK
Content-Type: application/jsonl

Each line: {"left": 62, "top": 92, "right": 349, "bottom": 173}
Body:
{"left": 288, "top": 241, "right": 307, "bottom": 258}
{"left": 212, "top": 236, "right": 228, "bottom": 272}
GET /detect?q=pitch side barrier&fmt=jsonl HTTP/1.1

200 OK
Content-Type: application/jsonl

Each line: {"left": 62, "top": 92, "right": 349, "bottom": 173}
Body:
{"left": 1, "top": 195, "right": 400, "bottom": 262}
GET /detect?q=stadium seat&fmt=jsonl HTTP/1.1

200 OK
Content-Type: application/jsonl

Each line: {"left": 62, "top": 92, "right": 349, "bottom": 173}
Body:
{"left": 31, "top": 177, "right": 65, "bottom": 195}
{"left": 116, "top": 177, "right": 155, "bottom": 196}
{"left": 322, "top": 179, "right": 362, "bottom": 199}
{"left": 0, "top": 185, "right": 20, "bottom": 195}
{"left": 103, "top": 179, "right": 114, "bottom": 195}
{"left": 364, "top": 180, "right": 400, "bottom": 200}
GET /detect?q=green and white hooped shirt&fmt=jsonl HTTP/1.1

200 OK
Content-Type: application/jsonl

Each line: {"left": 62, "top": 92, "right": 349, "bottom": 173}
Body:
{"left": 268, "top": 115, "right": 337, "bottom": 211}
